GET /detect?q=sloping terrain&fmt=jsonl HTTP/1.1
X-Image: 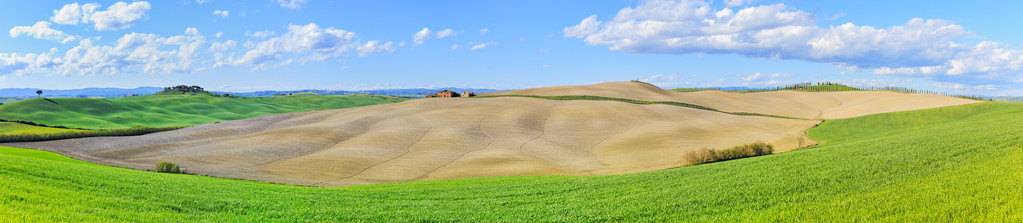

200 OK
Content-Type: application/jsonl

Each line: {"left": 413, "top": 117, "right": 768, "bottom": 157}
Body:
{"left": 0, "top": 94, "right": 406, "bottom": 129}
{"left": 3, "top": 97, "right": 817, "bottom": 186}
{"left": 485, "top": 81, "right": 980, "bottom": 119}
{"left": 2, "top": 102, "right": 1021, "bottom": 221}
{"left": 1, "top": 82, "right": 978, "bottom": 186}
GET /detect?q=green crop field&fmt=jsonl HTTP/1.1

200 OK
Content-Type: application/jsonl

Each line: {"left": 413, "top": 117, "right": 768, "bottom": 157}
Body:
{"left": 0, "top": 122, "right": 89, "bottom": 135}
{"left": 0, "top": 94, "right": 407, "bottom": 130}
{"left": 2, "top": 102, "right": 1021, "bottom": 221}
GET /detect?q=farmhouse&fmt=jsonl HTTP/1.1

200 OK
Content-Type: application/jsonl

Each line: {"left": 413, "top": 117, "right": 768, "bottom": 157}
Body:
{"left": 437, "top": 90, "right": 460, "bottom": 97}
{"left": 427, "top": 90, "right": 475, "bottom": 98}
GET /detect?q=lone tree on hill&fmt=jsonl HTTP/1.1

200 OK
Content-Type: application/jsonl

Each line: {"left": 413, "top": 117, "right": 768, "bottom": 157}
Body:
{"left": 35, "top": 90, "right": 42, "bottom": 98}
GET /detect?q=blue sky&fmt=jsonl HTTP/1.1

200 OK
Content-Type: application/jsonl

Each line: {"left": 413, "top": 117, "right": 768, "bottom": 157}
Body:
{"left": 1, "top": 0, "right": 1021, "bottom": 96}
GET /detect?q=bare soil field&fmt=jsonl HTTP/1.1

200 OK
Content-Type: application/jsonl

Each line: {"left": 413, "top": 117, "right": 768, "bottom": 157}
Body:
{"left": 485, "top": 81, "right": 980, "bottom": 119}
{"left": 2, "top": 82, "right": 979, "bottom": 186}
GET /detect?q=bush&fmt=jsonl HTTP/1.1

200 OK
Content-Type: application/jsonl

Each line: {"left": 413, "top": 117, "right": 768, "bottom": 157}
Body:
{"left": 155, "top": 161, "right": 183, "bottom": 174}
{"left": 683, "top": 147, "right": 718, "bottom": 165}
{"left": 0, "top": 126, "right": 185, "bottom": 143}
{"left": 684, "top": 141, "right": 774, "bottom": 166}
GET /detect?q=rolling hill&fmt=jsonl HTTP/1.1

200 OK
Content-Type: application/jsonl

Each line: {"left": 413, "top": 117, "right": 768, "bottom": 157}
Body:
{"left": 485, "top": 81, "right": 980, "bottom": 119}
{"left": 1, "top": 102, "right": 1020, "bottom": 221}
{"left": 0, "top": 94, "right": 407, "bottom": 130}
{"left": 1, "top": 82, "right": 977, "bottom": 186}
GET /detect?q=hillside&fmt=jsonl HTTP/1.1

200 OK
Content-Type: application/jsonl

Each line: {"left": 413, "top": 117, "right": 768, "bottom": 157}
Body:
{"left": 2, "top": 81, "right": 978, "bottom": 186}
{"left": 0, "top": 94, "right": 407, "bottom": 130}
{"left": 484, "top": 81, "right": 980, "bottom": 119}
{"left": 1, "top": 102, "right": 1020, "bottom": 221}
{"left": 4, "top": 97, "right": 818, "bottom": 186}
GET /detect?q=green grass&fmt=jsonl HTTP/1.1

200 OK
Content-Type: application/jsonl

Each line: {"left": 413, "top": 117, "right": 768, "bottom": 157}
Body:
{"left": 478, "top": 94, "right": 801, "bottom": 119}
{"left": 0, "top": 125, "right": 184, "bottom": 143}
{"left": 0, "top": 94, "right": 407, "bottom": 130}
{"left": 793, "top": 84, "right": 860, "bottom": 92}
{"left": 0, "top": 122, "right": 89, "bottom": 135}
{"left": 668, "top": 88, "right": 709, "bottom": 92}
{"left": 2, "top": 102, "right": 1022, "bottom": 221}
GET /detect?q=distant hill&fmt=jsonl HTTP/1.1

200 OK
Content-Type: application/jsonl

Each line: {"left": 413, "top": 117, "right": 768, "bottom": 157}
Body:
{"left": 0, "top": 87, "right": 163, "bottom": 97}
{"left": 222, "top": 88, "right": 504, "bottom": 98}
{"left": 992, "top": 97, "right": 1023, "bottom": 103}
{"left": 0, "top": 94, "right": 408, "bottom": 130}
{"left": 0, "top": 86, "right": 503, "bottom": 98}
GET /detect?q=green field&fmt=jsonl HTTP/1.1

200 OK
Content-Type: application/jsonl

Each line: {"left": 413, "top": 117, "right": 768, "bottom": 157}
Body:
{"left": 0, "top": 94, "right": 407, "bottom": 130}
{"left": 0, "top": 122, "right": 89, "bottom": 135}
{"left": 0, "top": 123, "right": 182, "bottom": 143}
{"left": 2, "top": 102, "right": 1021, "bottom": 221}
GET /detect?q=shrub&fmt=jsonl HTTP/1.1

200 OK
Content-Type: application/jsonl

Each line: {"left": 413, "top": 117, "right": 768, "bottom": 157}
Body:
{"left": 684, "top": 141, "right": 774, "bottom": 166}
{"left": 155, "top": 161, "right": 183, "bottom": 174}
{"left": 0, "top": 126, "right": 185, "bottom": 143}
{"left": 683, "top": 148, "right": 718, "bottom": 165}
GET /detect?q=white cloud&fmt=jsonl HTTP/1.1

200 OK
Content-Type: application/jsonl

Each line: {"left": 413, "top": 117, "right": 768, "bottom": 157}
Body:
{"left": 274, "top": 0, "right": 308, "bottom": 10}
{"left": 10, "top": 21, "right": 78, "bottom": 44}
{"left": 413, "top": 27, "right": 430, "bottom": 45}
{"left": 0, "top": 49, "right": 61, "bottom": 76}
{"left": 974, "top": 85, "right": 997, "bottom": 90}
{"left": 54, "top": 27, "right": 207, "bottom": 75}
{"left": 215, "top": 32, "right": 224, "bottom": 38}
{"left": 235, "top": 23, "right": 372, "bottom": 68}
{"left": 641, "top": 74, "right": 680, "bottom": 82}
{"left": 249, "top": 30, "right": 277, "bottom": 38}
{"left": 412, "top": 27, "right": 457, "bottom": 45}
{"left": 740, "top": 72, "right": 793, "bottom": 86}
{"left": 89, "top": 1, "right": 152, "bottom": 31}
{"left": 357, "top": 40, "right": 396, "bottom": 57}
{"left": 435, "top": 29, "right": 456, "bottom": 38}
{"left": 2, "top": 22, "right": 394, "bottom": 76}
{"left": 49, "top": 2, "right": 152, "bottom": 31}
{"left": 563, "top": 15, "right": 600, "bottom": 38}
{"left": 724, "top": 0, "right": 760, "bottom": 7}
{"left": 213, "top": 10, "right": 229, "bottom": 17}
{"left": 471, "top": 42, "right": 495, "bottom": 51}
{"left": 637, "top": 74, "right": 694, "bottom": 87}
{"left": 724, "top": 0, "right": 743, "bottom": 7}
{"left": 2, "top": 28, "right": 207, "bottom": 75}
{"left": 743, "top": 72, "right": 763, "bottom": 82}
{"left": 209, "top": 40, "right": 237, "bottom": 52}
{"left": 197, "top": 0, "right": 210, "bottom": 4}
{"left": 451, "top": 44, "right": 461, "bottom": 50}
{"left": 51, "top": 3, "right": 100, "bottom": 25}
{"left": 567, "top": 0, "right": 1023, "bottom": 86}
{"left": 933, "top": 82, "right": 968, "bottom": 89}
{"left": 479, "top": 28, "right": 489, "bottom": 34}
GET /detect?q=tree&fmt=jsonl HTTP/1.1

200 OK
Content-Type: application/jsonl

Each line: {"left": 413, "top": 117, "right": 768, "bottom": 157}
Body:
{"left": 35, "top": 90, "right": 42, "bottom": 98}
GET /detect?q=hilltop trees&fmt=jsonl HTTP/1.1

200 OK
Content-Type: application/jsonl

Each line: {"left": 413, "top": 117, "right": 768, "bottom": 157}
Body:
{"left": 35, "top": 90, "right": 42, "bottom": 98}
{"left": 157, "top": 85, "right": 236, "bottom": 97}
{"left": 161, "top": 85, "right": 206, "bottom": 94}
